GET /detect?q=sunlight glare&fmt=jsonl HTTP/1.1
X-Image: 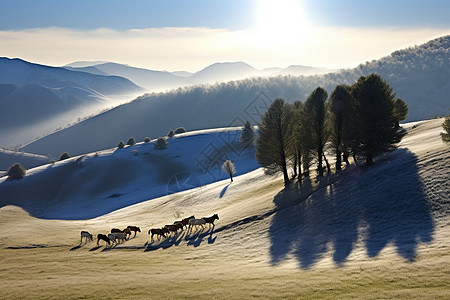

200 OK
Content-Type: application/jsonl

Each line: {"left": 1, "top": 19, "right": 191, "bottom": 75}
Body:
{"left": 255, "top": 0, "right": 309, "bottom": 47}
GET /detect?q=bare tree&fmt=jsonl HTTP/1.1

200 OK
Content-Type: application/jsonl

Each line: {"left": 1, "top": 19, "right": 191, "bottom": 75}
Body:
{"left": 222, "top": 160, "right": 236, "bottom": 182}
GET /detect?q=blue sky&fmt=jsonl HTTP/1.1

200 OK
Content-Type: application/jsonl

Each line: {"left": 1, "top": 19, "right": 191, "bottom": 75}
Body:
{"left": 1, "top": 0, "right": 449, "bottom": 30}
{"left": 0, "top": 0, "right": 449, "bottom": 71}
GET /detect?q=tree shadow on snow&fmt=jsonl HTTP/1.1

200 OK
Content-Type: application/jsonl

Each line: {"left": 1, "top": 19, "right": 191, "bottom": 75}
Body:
{"left": 220, "top": 184, "right": 230, "bottom": 198}
{"left": 269, "top": 149, "right": 434, "bottom": 269}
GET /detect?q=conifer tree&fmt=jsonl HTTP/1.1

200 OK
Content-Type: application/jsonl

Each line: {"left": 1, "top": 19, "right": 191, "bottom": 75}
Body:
{"left": 256, "top": 98, "right": 292, "bottom": 184}
{"left": 155, "top": 137, "right": 168, "bottom": 149}
{"left": 240, "top": 121, "right": 255, "bottom": 148}
{"left": 7, "top": 163, "right": 26, "bottom": 179}
{"left": 329, "top": 84, "right": 353, "bottom": 171}
{"left": 127, "top": 137, "right": 136, "bottom": 146}
{"left": 394, "top": 98, "right": 409, "bottom": 128}
{"left": 351, "top": 74, "right": 405, "bottom": 165}
{"left": 300, "top": 87, "right": 330, "bottom": 177}
{"left": 59, "top": 152, "right": 71, "bottom": 160}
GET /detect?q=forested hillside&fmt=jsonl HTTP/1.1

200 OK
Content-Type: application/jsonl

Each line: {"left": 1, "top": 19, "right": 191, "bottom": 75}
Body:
{"left": 22, "top": 36, "right": 449, "bottom": 157}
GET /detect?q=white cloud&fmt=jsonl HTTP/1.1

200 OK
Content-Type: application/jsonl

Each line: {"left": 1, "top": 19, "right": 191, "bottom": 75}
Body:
{"left": 0, "top": 26, "right": 448, "bottom": 71}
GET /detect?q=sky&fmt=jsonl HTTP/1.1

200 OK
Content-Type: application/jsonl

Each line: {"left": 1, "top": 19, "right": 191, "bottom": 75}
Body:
{"left": 0, "top": 0, "right": 449, "bottom": 72}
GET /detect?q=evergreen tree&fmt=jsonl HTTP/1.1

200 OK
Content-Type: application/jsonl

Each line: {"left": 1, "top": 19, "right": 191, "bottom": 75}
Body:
{"left": 288, "top": 100, "right": 305, "bottom": 178}
{"left": 127, "top": 137, "right": 136, "bottom": 146}
{"left": 144, "top": 137, "right": 151, "bottom": 143}
{"left": 175, "top": 127, "right": 187, "bottom": 134}
{"left": 329, "top": 84, "right": 353, "bottom": 171}
{"left": 59, "top": 152, "right": 71, "bottom": 161}
{"left": 300, "top": 87, "right": 330, "bottom": 177}
{"left": 155, "top": 137, "right": 168, "bottom": 150}
{"left": 240, "top": 121, "right": 255, "bottom": 148}
{"left": 117, "top": 140, "right": 125, "bottom": 149}
{"left": 7, "top": 163, "right": 26, "bottom": 179}
{"left": 351, "top": 74, "right": 405, "bottom": 165}
{"left": 256, "top": 98, "right": 292, "bottom": 184}
{"left": 222, "top": 160, "right": 236, "bottom": 182}
{"left": 441, "top": 115, "right": 450, "bottom": 143}
{"left": 168, "top": 130, "right": 175, "bottom": 138}
{"left": 394, "top": 98, "right": 409, "bottom": 128}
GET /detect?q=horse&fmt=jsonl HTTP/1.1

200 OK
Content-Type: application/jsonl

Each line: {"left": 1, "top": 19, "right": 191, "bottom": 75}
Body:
{"left": 122, "top": 228, "right": 132, "bottom": 239}
{"left": 202, "top": 214, "right": 219, "bottom": 227}
{"left": 80, "top": 231, "right": 93, "bottom": 244}
{"left": 107, "top": 233, "right": 117, "bottom": 244}
{"left": 97, "top": 234, "right": 110, "bottom": 246}
{"left": 111, "top": 228, "right": 123, "bottom": 234}
{"left": 148, "top": 228, "right": 169, "bottom": 241}
{"left": 188, "top": 218, "right": 206, "bottom": 230}
{"left": 173, "top": 221, "right": 184, "bottom": 231}
{"left": 127, "top": 226, "right": 141, "bottom": 237}
{"left": 112, "top": 232, "right": 126, "bottom": 244}
{"left": 164, "top": 224, "right": 180, "bottom": 236}
{"left": 181, "top": 216, "right": 195, "bottom": 228}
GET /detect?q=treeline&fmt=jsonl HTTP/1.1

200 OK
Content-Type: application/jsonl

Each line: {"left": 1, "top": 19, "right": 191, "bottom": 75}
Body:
{"left": 256, "top": 74, "right": 408, "bottom": 184}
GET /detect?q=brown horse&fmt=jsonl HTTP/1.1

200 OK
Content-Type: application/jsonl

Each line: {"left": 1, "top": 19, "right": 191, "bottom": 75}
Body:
{"left": 180, "top": 215, "right": 195, "bottom": 228}
{"left": 97, "top": 234, "right": 110, "bottom": 246}
{"left": 111, "top": 228, "right": 123, "bottom": 234}
{"left": 122, "top": 228, "right": 132, "bottom": 239}
{"left": 164, "top": 224, "right": 180, "bottom": 235}
{"left": 126, "top": 226, "right": 141, "bottom": 237}
{"left": 202, "top": 214, "right": 219, "bottom": 227}
{"left": 148, "top": 228, "right": 169, "bottom": 241}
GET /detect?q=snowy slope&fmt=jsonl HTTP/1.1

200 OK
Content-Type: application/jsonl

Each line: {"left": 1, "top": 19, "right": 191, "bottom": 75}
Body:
{"left": 0, "top": 118, "right": 448, "bottom": 299}
{"left": 0, "top": 149, "right": 50, "bottom": 172}
{"left": 0, "top": 128, "right": 259, "bottom": 219}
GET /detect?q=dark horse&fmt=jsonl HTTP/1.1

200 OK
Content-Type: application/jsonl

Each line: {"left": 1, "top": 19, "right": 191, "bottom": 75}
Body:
{"left": 202, "top": 214, "right": 219, "bottom": 227}
{"left": 97, "top": 234, "right": 111, "bottom": 246}
{"left": 148, "top": 228, "right": 169, "bottom": 241}
{"left": 126, "top": 226, "right": 141, "bottom": 237}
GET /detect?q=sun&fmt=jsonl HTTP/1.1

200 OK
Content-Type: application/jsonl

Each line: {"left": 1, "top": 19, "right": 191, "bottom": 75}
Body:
{"left": 254, "top": 0, "right": 309, "bottom": 46}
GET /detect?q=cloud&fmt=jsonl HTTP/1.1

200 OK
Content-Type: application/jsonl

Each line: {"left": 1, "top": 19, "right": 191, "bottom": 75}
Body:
{"left": 0, "top": 26, "right": 448, "bottom": 71}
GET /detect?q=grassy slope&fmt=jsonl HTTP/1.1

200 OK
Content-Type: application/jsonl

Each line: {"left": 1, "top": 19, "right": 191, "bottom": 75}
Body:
{"left": 0, "top": 118, "right": 449, "bottom": 299}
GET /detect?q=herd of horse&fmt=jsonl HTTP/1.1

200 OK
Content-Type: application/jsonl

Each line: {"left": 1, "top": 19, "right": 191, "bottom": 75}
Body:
{"left": 79, "top": 214, "right": 219, "bottom": 247}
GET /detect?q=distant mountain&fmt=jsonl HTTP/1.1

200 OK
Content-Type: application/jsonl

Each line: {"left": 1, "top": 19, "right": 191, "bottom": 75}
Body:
{"left": 90, "top": 62, "right": 187, "bottom": 92}
{"left": 64, "top": 65, "right": 109, "bottom": 76}
{"left": 190, "top": 61, "right": 258, "bottom": 83}
{"left": 66, "top": 61, "right": 333, "bottom": 92}
{"left": 0, "top": 57, "right": 144, "bottom": 148}
{"left": 171, "top": 71, "right": 194, "bottom": 78}
{"left": 24, "top": 36, "right": 449, "bottom": 157}
{"left": 65, "top": 61, "right": 109, "bottom": 68}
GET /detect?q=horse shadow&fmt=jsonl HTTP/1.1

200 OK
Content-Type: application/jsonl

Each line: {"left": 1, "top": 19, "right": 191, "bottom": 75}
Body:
{"left": 89, "top": 246, "right": 102, "bottom": 251}
{"left": 144, "top": 232, "right": 186, "bottom": 252}
{"left": 269, "top": 149, "right": 435, "bottom": 269}
{"left": 69, "top": 245, "right": 82, "bottom": 251}
{"left": 186, "top": 226, "right": 216, "bottom": 247}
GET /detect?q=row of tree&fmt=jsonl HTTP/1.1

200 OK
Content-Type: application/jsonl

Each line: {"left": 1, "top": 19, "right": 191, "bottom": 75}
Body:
{"left": 256, "top": 74, "right": 409, "bottom": 184}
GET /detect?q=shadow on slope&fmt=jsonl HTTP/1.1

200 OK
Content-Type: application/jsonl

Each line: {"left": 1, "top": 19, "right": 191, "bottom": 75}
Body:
{"left": 0, "top": 153, "right": 187, "bottom": 220}
{"left": 269, "top": 149, "right": 434, "bottom": 269}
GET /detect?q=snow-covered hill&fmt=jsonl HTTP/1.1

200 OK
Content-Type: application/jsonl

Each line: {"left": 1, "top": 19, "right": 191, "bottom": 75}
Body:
{"left": 0, "top": 149, "right": 50, "bottom": 172}
{"left": 0, "top": 128, "right": 259, "bottom": 219}
{"left": 25, "top": 36, "right": 449, "bottom": 158}
{"left": 0, "top": 118, "right": 448, "bottom": 299}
